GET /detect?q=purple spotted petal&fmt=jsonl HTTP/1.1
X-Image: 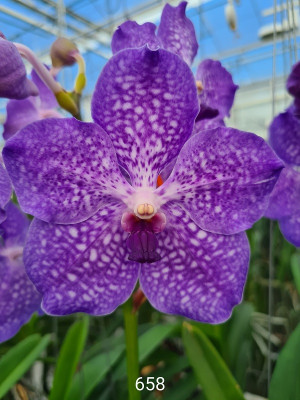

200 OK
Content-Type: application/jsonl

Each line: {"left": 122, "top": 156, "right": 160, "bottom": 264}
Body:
{"left": 286, "top": 61, "right": 300, "bottom": 98}
{"left": 156, "top": 127, "right": 284, "bottom": 235}
{"left": 3, "top": 118, "right": 133, "bottom": 224}
{"left": 269, "top": 108, "right": 300, "bottom": 166}
{"left": 0, "top": 204, "right": 41, "bottom": 343}
{"left": 0, "top": 164, "right": 12, "bottom": 224}
{"left": 0, "top": 202, "right": 30, "bottom": 247}
{"left": 111, "top": 21, "right": 160, "bottom": 54}
{"left": 265, "top": 167, "right": 300, "bottom": 220}
{"left": 3, "top": 98, "right": 40, "bottom": 140}
{"left": 92, "top": 47, "right": 199, "bottom": 188}
{"left": 31, "top": 67, "right": 58, "bottom": 110}
{"left": 0, "top": 38, "right": 38, "bottom": 100}
{"left": 279, "top": 213, "right": 300, "bottom": 247}
{"left": 157, "top": 2, "right": 198, "bottom": 65}
{"left": 196, "top": 59, "right": 238, "bottom": 119}
{"left": 24, "top": 201, "right": 139, "bottom": 315}
{"left": 193, "top": 116, "right": 225, "bottom": 134}
{"left": 139, "top": 204, "right": 249, "bottom": 323}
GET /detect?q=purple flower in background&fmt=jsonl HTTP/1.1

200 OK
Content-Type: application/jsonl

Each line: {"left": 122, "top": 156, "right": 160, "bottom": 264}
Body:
{"left": 3, "top": 68, "right": 62, "bottom": 140}
{"left": 0, "top": 37, "right": 38, "bottom": 100}
{"left": 265, "top": 62, "right": 300, "bottom": 247}
{"left": 0, "top": 202, "right": 41, "bottom": 342}
{"left": 194, "top": 59, "right": 238, "bottom": 133}
{"left": 4, "top": 47, "right": 283, "bottom": 323}
{"left": 0, "top": 163, "right": 12, "bottom": 224}
{"left": 265, "top": 167, "right": 300, "bottom": 247}
{"left": 111, "top": 1, "right": 198, "bottom": 66}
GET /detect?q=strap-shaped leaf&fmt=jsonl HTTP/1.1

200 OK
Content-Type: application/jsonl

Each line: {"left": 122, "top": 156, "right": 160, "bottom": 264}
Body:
{"left": 0, "top": 334, "right": 51, "bottom": 398}
{"left": 182, "top": 322, "right": 245, "bottom": 400}
{"left": 66, "top": 344, "right": 125, "bottom": 400}
{"left": 49, "top": 317, "right": 89, "bottom": 400}
{"left": 269, "top": 323, "right": 300, "bottom": 400}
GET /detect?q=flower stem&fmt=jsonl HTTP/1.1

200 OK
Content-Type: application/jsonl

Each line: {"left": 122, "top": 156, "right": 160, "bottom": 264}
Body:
{"left": 13, "top": 42, "right": 62, "bottom": 94}
{"left": 123, "top": 297, "right": 141, "bottom": 400}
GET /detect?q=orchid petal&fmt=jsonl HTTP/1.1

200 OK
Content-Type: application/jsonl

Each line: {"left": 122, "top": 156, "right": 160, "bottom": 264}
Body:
{"left": 92, "top": 47, "right": 199, "bottom": 188}
{"left": 156, "top": 127, "right": 283, "bottom": 235}
{"left": 265, "top": 167, "right": 300, "bottom": 220}
{"left": 3, "top": 118, "right": 133, "bottom": 224}
{"left": 24, "top": 201, "right": 139, "bottom": 315}
{"left": 286, "top": 61, "right": 300, "bottom": 98}
{"left": 279, "top": 213, "right": 300, "bottom": 247}
{"left": 196, "top": 59, "right": 238, "bottom": 119}
{"left": 111, "top": 21, "right": 160, "bottom": 54}
{"left": 0, "top": 164, "right": 12, "bottom": 224}
{"left": 0, "top": 202, "right": 30, "bottom": 247}
{"left": 269, "top": 108, "right": 300, "bottom": 166}
{"left": 3, "top": 98, "right": 40, "bottom": 140}
{"left": 140, "top": 204, "right": 249, "bottom": 323}
{"left": 0, "top": 38, "right": 38, "bottom": 100}
{"left": 157, "top": 2, "right": 198, "bottom": 65}
{"left": 193, "top": 116, "right": 225, "bottom": 134}
{"left": 0, "top": 203, "right": 41, "bottom": 343}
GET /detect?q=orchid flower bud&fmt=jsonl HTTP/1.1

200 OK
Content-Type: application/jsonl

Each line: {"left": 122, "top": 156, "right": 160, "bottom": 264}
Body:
{"left": 55, "top": 90, "right": 79, "bottom": 116}
{"left": 50, "top": 37, "right": 79, "bottom": 68}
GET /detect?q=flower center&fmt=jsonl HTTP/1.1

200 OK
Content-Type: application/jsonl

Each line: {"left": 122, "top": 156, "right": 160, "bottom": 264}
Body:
{"left": 136, "top": 203, "right": 155, "bottom": 218}
{"left": 196, "top": 80, "right": 203, "bottom": 94}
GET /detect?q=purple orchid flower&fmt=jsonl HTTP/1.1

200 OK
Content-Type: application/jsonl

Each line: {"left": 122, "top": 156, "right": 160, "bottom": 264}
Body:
{"left": 3, "top": 68, "right": 62, "bottom": 140}
{"left": 265, "top": 63, "right": 300, "bottom": 247}
{"left": 0, "top": 37, "right": 39, "bottom": 100}
{"left": 194, "top": 59, "right": 238, "bottom": 133}
{"left": 0, "top": 163, "right": 12, "bottom": 224}
{"left": 0, "top": 202, "right": 41, "bottom": 342}
{"left": 111, "top": 1, "right": 198, "bottom": 66}
{"left": 3, "top": 47, "right": 283, "bottom": 323}
{"left": 111, "top": 5, "right": 236, "bottom": 134}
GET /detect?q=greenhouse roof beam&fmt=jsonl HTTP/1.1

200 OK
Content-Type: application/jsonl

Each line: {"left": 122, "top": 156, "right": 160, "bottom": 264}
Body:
{"left": 39, "top": 0, "right": 109, "bottom": 33}
{"left": 8, "top": 0, "right": 110, "bottom": 46}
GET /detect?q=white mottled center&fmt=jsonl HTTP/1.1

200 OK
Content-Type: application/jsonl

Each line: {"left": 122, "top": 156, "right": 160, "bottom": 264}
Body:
{"left": 128, "top": 188, "right": 161, "bottom": 220}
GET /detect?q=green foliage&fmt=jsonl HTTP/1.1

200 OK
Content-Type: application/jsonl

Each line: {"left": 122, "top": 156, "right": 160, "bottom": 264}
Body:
{"left": 0, "top": 334, "right": 50, "bottom": 398}
{"left": 291, "top": 254, "right": 300, "bottom": 296}
{"left": 66, "top": 344, "right": 125, "bottom": 400}
{"left": 49, "top": 316, "right": 89, "bottom": 400}
{"left": 182, "top": 323, "right": 245, "bottom": 400}
{"left": 269, "top": 323, "right": 300, "bottom": 400}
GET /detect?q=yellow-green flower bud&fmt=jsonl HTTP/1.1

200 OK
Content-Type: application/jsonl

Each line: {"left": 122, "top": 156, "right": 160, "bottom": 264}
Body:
{"left": 75, "top": 72, "right": 86, "bottom": 94}
{"left": 55, "top": 91, "right": 79, "bottom": 116}
{"left": 50, "top": 38, "right": 79, "bottom": 68}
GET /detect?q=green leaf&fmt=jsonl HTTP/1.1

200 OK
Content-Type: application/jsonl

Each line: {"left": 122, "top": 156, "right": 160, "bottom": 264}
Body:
{"left": 160, "top": 373, "right": 198, "bottom": 400}
{"left": 227, "top": 303, "right": 253, "bottom": 367}
{"left": 49, "top": 317, "right": 89, "bottom": 400}
{"left": 182, "top": 322, "right": 245, "bottom": 400}
{"left": 0, "top": 334, "right": 50, "bottom": 398}
{"left": 269, "top": 323, "right": 300, "bottom": 400}
{"left": 66, "top": 343, "right": 125, "bottom": 400}
{"left": 291, "top": 254, "right": 300, "bottom": 296}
